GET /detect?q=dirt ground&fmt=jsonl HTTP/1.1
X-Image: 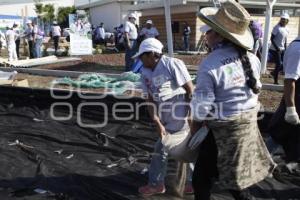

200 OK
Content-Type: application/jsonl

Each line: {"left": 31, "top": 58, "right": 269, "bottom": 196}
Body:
{"left": 14, "top": 74, "right": 282, "bottom": 112}
{"left": 0, "top": 50, "right": 283, "bottom": 111}
{"left": 37, "top": 52, "right": 203, "bottom": 74}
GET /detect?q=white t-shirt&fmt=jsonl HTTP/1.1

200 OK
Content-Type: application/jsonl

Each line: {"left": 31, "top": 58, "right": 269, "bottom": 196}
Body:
{"left": 25, "top": 26, "right": 34, "bottom": 41}
{"left": 51, "top": 25, "right": 61, "bottom": 37}
{"left": 270, "top": 24, "right": 289, "bottom": 51}
{"left": 33, "top": 26, "right": 43, "bottom": 40}
{"left": 13, "top": 27, "right": 20, "bottom": 40}
{"left": 191, "top": 44, "right": 261, "bottom": 120}
{"left": 98, "top": 27, "right": 105, "bottom": 39}
{"left": 140, "top": 55, "right": 191, "bottom": 133}
{"left": 5, "top": 30, "right": 16, "bottom": 44}
{"left": 140, "top": 27, "right": 159, "bottom": 39}
{"left": 105, "top": 32, "right": 113, "bottom": 39}
{"left": 124, "top": 21, "right": 137, "bottom": 40}
{"left": 284, "top": 36, "right": 300, "bottom": 80}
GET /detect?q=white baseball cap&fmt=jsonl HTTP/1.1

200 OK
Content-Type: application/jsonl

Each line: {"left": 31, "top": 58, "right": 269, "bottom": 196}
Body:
{"left": 281, "top": 13, "right": 290, "bottom": 20}
{"left": 132, "top": 38, "right": 163, "bottom": 59}
{"left": 128, "top": 13, "right": 137, "bottom": 19}
{"left": 199, "top": 24, "right": 211, "bottom": 33}
{"left": 146, "top": 20, "right": 153, "bottom": 24}
{"left": 26, "top": 19, "right": 32, "bottom": 24}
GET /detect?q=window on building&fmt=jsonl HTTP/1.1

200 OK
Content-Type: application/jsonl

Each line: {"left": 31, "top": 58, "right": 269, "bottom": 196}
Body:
{"left": 171, "top": 21, "right": 179, "bottom": 33}
{"left": 246, "top": 8, "right": 265, "bottom": 15}
{"left": 273, "top": 9, "right": 282, "bottom": 16}
{"left": 273, "top": 9, "right": 294, "bottom": 16}
{"left": 295, "top": 8, "right": 300, "bottom": 16}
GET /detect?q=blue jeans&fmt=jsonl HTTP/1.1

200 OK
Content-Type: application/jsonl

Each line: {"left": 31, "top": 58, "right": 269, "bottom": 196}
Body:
{"left": 125, "top": 40, "right": 137, "bottom": 72}
{"left": 148, "top": 138, "right": 194, "bottom": 185}
{"left": 269, "top": 49, "right": 284, "bottom": 84}
{"left": 265, "top": 136, "right": 279, "bottom": 155}
{"left": 34, "top": 38, "right": 43, "bottom": 58}
{"left": 183, "top": 36, "right": 190, "bottom": 51}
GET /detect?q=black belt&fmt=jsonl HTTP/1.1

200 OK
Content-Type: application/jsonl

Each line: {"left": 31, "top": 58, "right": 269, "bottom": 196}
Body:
{"left": 129, "top": 39, "right": 136, "bottom": 41}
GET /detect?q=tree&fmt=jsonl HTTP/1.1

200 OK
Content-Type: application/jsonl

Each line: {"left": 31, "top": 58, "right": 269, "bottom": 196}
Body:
{"left": 34, "top": 3, "right": 43, "bottom": 15}
{"left": 34, "top": 1, "right": 55, "bottom": 23}
{"left": 42, "top": 4, "right": 55, "bottom": 23}
{"left": 57, "top": 6, "right": 76, "bottom": 28}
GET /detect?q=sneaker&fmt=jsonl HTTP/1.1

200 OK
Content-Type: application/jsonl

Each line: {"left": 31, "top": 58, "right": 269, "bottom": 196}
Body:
{"left": 184, "top": 184, "right": 194, "bottom": 194}
{"left": 138, "top": 183, "right": 166, "bottom": 196}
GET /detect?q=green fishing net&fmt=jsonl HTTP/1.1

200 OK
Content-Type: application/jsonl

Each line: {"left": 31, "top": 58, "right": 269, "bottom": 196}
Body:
{"left": 55, "top": 72, "right": 141, "bottom": 94}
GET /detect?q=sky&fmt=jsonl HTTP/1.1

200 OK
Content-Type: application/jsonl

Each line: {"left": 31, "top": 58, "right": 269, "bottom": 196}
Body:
{"left": 0, "top": 0, "right": 72, "bottom": 5}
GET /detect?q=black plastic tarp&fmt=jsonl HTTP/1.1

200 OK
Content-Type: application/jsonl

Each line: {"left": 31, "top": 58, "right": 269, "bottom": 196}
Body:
{"left": 0, "top": 86, "right": 299, "bottom": 200}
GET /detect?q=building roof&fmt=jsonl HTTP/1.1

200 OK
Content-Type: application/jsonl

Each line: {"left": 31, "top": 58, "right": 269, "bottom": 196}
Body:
{"left": 0, "top": 0, "right": 68, "bottom": 5}
{"left": 76, "top": 0, "right": 134, "bottom": 9}
{"left": 132, "top": 0, "right": 300, "bottom": 10}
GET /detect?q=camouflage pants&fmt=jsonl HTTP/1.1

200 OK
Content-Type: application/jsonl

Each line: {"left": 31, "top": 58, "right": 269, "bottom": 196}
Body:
{"left": 207, "top": 109, "right": 276, "bottom": 190}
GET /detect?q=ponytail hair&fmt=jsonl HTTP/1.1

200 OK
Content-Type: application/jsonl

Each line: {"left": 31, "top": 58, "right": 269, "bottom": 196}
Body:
{"left": 237, "top": 47, "right": 260, "bottom": 94}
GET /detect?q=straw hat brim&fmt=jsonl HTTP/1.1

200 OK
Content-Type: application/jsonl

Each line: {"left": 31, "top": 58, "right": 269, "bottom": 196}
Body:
{"left": 198, "top": 7, "right": 254, "bottom": 50}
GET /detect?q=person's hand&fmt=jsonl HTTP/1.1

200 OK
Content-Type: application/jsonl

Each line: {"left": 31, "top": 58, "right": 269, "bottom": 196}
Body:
{"left": 156, "top": 123, "right": 167, "bottom": 138}
{"left": 285, "top": 107, "right": 300, "bottom": 125}
{"left": 126, "top": 42, "right": 131, "bottom": 50}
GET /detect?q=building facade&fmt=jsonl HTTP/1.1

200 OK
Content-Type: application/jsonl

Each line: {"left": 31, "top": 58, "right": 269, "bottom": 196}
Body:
{"left": 76, "top": 0, "right": 139, "bottom": 32}
{"left": 137, "top": 0, "right": 300, "bottom": 51}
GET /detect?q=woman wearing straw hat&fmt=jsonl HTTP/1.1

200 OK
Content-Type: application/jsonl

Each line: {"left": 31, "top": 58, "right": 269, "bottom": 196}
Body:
{"left": 190, "top": 1, "right": 276, "bottom": 199}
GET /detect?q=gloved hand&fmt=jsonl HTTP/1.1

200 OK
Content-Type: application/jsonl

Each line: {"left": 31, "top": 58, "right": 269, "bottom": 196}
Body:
{"left": 285, "top": 107, "right": 300, "bottom": 125}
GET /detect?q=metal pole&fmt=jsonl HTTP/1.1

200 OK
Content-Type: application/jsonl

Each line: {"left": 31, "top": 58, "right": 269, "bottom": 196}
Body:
{"left": 163, "top": 0, "right": 174, "bottom": 57}
{"left": 261, "top": 0, "right": 277, "bottom": 74}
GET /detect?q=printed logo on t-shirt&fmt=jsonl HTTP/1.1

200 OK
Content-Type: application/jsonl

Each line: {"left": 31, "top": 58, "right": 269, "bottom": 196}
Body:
{"left": 153, "top": 75, "right": 166, "bottom": 87}
{"left": 225, "top": 65, "right": 245, "bottom": 87}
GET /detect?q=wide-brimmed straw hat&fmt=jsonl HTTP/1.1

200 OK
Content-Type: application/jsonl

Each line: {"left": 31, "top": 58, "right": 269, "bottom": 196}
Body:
{"left": 197, "top": 0, "right": 253, "bottom": 50}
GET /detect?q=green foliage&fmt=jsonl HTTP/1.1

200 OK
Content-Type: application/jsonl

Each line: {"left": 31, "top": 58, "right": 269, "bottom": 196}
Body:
{"left": 57, "top": 6, "right": 76, "bottom": 27}
{"left": 34, "top": 3, "right": 43, "bottom": 15}
{"left": 42, "top": 4, "right": 55, "bottom": 23}
{"left": 34, "top": 1, "right": 73, "bottom": 25}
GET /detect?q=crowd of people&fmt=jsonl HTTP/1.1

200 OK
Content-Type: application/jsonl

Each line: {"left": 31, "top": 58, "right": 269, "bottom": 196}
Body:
{"left": 90, "top": 13, "right": 192, "bottom": 71}
{"left": 0, "top": 20, "right": 62, "bottom": 61}
{"left": 134, "top": 0, "right": 300, "bottom": 199}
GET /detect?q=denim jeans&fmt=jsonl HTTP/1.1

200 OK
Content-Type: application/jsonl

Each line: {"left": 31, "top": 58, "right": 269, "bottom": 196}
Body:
{"left": 265, "top": 136, "right": 280, "bottom": 155}
{"left": 269, "top": 49, "right": 284, "bottom": 84}
{"left": 53, "top": 36, "right": 60, "bottom": 53}
{"left": 125, "top": 40, "right": 137, "bottom": 72}
{"left": 148, "top": 138, "right": 194, "bottom": 185}
{"left": 34, "top": 38, "right": 43, "bottom": 58}
{"left": 183, "top": 36, "right": 190, "bottom": 51}
{"left": 28, "top": 40, "right": 34, "bottom": 59}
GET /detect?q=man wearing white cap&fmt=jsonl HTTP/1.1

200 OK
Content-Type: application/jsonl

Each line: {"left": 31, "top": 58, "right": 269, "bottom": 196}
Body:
{"left": 124, "top": 13, "right": 138, "bottom": 71}
{"left": 23, "top": 20, "right": 34, "bottom": 58}
{"left": 51, "top": 21, "right": 61, "bottom": 55}
{"left": 269, "top": 13, "right": 289, "bottom": 84}
{"left": 135, "top": 38, "right": 195, "bottom": 196}
{"left": 139, "top": 19, "right": 159, "bottom": 40}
